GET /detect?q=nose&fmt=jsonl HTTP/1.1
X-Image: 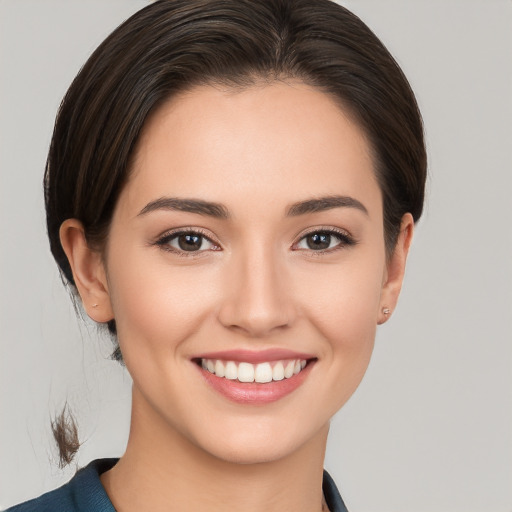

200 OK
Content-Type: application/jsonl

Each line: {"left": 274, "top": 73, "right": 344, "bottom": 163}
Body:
{"left": 217, "top": 245, "right": 295, "bottom": 338}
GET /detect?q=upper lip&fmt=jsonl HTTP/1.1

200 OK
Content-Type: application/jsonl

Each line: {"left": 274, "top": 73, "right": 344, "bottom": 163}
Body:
{"left": 193, "top": 349, "right": 316, "bottom": 364}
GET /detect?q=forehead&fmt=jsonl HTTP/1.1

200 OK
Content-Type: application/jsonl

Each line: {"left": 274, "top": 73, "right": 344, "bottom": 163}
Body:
{"left": 123, "top": 82, "right": 381, "bottom": 219}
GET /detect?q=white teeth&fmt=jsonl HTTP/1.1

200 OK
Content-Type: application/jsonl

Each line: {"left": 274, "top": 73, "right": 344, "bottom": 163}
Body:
{"left": 272, "top": 362, "right": 285, "bottom": 381}
{"left": 215, "top": 360, "right": 225, "bottom": 378}
{"left": 201, "top": 358, "right": 309, "bottom": 382}
{"left": 238, "top": 362, "right": 255, "bottom": 383}
{"left": 225, "top": 361, "right": 238, "bottom": 380}
{"left": 254, "top": 362, "right": 272, "bottom": 383}
{"left": 284, "top": 361, "right": 295, "bottom": 378}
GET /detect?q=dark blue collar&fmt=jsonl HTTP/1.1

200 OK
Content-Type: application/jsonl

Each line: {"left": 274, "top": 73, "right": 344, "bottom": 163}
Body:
{"left": 323, "top": 469, "right": 349, "bottom": 512}
{"left": 8, "top": 458, "right": 349, "bottom": 512}
{"left": 78, "top": 460, "right": 350, "bottom": 512}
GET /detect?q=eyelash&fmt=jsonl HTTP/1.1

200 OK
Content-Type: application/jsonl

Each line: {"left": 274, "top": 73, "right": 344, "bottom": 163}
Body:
{"left": 153, "top": 228, "right": 220, "bottom": 257}
{"left": 292, "top": 227, "right": 357, "bottom": 255}
{"left": 153, "top": 227, "right": 356, "bottom": 257}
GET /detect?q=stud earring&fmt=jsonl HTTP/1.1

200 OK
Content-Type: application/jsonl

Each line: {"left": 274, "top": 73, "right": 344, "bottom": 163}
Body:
{"left": 382, "top": 307, "right": 391, "bottom": 315}
{"left": 92, "top": 303, "right": 99, "bottom": 308}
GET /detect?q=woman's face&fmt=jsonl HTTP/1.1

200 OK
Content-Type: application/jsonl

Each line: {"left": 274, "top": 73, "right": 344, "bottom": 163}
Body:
{"left": 90, "top": 82, "right": 409, "bottom": 463}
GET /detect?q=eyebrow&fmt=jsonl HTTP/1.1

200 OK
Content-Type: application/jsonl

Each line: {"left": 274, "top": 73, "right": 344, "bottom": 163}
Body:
{"left": 286, "top": 195, "right": 368, "bottom": 217}
{"left": 137, "top": 194, "right": 368, "bottom": 219}
{"left": 138, "top": 197, "right": 230, "bottom": 219}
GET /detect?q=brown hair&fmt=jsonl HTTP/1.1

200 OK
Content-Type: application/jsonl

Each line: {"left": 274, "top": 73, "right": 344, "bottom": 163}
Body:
{"left": 45, "top": 0, "right": 426, "bottom": 461}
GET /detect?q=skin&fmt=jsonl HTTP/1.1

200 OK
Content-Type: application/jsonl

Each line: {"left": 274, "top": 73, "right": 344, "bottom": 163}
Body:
{"left": 60, "top": 82, "right": 413, "bottom": 512}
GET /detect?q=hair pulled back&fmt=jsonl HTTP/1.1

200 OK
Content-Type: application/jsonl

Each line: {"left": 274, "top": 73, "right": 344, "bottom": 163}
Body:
{"left": 46, "top": 0, "right": 426, "bottom": 345}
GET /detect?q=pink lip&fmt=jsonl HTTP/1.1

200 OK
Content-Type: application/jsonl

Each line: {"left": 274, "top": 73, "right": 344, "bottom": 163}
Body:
{"left": 196, "top": 351, "right": 316, "bottom": 405}
{"left": 194, "top": 348, "right": 316, "bottom": 364}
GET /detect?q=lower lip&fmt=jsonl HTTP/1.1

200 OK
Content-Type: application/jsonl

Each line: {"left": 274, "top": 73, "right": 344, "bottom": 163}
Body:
{"left": 197, "top": 362, "right": 315, "bottom": 405}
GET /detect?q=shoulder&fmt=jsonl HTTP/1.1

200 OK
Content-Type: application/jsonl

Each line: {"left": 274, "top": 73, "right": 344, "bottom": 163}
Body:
{"left": 5, "top": 484, "right": 75, "bottom": 512}
{"left": 5, "top": 459, "right": 118, "bottom": 512}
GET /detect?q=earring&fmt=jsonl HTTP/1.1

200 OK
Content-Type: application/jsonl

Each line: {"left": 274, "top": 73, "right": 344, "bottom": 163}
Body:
{"left": 382, "top": 307, "right": 391, "bottom": 315}
{"left": 92, "top": 303, "right": 99, "bottom": 308}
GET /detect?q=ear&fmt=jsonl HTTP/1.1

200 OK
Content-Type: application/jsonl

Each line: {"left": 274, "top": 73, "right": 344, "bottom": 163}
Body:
{"left": 59, "top": 219, "right": 114, "bottom": 323}
{"left": 378, "top": 213, "right": 414, "bottom": 325}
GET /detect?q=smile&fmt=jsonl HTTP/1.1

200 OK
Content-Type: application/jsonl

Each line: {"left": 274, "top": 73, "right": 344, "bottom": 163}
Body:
{"left": 194, "top": 350, "right": 316, "bottom": 404}
{"left": 201, "top": 358, "right": 307, "bottom": 383}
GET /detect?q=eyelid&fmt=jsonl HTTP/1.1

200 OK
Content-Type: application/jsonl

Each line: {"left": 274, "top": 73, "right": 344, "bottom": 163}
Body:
{"left": 292, "top": 226, "right": 357, "bottom": 252}
{"left": 151, "top": 225, "right": 356, "bottom": 256}
{"left": 153, "top": 226, "right": 222, "bottom": 255}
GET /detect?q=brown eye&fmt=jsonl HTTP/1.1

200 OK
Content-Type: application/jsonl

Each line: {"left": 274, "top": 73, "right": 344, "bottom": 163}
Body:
{"left": 305, "top": 233, "right": 332, "bottom": 250}
{"left": 295, "top": 229, "right": 356, "bottom": 252}
{"left": 156, "top": 230, "right": 218, "bottom": 254}
{"left": 177, "top": 233, "right": 203, "bottom": 251}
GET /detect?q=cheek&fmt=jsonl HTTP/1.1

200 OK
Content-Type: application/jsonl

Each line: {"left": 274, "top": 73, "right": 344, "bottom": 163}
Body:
{"left": 292, "top": 250, "right": 385, "bottom": 407}
{"left": 105, "top": 247, "right": 219, "bottom": 359}
{"left": 296, "top": 258, "right": 383, "bottom": 345}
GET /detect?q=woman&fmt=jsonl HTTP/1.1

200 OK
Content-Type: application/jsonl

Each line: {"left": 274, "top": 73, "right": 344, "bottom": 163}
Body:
{"left": 7, "top": 0, "right": 426, "bottom": 510}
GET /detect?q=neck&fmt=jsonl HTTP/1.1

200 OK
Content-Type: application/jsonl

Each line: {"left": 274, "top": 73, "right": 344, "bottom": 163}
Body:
{"left": 101, "top": 387, "right": 330, "bottom": 512}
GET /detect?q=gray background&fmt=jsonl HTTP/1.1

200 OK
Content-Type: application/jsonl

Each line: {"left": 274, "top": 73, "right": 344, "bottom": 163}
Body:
{"left": 1, "top": 1, "right": 511, "bottom": 510}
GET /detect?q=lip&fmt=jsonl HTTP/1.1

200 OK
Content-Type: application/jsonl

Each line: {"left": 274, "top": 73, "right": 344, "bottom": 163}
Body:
{"left": 194, "top": 348, "right": 316, "bottom": 364}
{"left": 193, "top": 350, "right": 317, "bottom": 405}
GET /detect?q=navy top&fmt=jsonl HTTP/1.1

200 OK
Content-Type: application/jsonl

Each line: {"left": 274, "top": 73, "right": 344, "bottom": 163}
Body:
{"left": 7, "top": 459, "right": 349, "bottom": 512}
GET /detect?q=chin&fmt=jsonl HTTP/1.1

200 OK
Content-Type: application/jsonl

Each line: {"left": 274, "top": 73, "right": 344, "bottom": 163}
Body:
{"left": 189, "top": 417, "right": 329, "bottom": 466}
{"left": 212, "top": 440, "right": 292, "bottom": 465}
